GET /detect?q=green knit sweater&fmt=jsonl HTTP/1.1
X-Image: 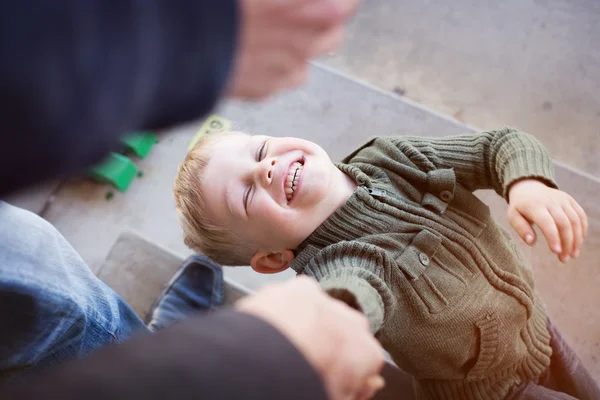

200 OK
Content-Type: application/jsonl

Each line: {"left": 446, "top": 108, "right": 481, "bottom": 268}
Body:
{"left": 290, "top": 127, "right": 556, "bottom": 400}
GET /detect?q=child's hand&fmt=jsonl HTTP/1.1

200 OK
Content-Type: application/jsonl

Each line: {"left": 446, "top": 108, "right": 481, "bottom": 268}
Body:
{"left": 507, "top": 179, "right": 588, "bottom": 263}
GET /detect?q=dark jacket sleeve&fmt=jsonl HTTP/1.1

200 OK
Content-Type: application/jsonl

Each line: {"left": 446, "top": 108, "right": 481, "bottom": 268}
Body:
{"left": 0, "top": 0, "right": 238, "bottom": 196}
{"left": 2, "top": 310, "right": 328, "bottom": 400}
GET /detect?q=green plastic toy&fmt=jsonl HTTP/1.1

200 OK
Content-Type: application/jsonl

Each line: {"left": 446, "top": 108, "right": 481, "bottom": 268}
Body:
{"left": 87, "top": 131, "right": 157, "bottom": 192}
{"left": 120, "top": 131, "right": 159, "bottom": 159}
{"left": 88, "top": 152, "right": 138, "bottom": 192}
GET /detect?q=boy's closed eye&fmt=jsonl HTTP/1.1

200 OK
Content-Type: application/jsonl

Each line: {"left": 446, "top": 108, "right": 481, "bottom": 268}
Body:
{"left": 244, "top": 139, "right": 268, "bottom": 214}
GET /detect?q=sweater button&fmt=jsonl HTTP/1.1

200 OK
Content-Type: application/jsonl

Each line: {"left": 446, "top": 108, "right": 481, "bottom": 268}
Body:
{"left": 440, "top": 190, "right": 453, "bottom": 202}
{"left": 419, "top": 253, "right": 430, "bottom": 266}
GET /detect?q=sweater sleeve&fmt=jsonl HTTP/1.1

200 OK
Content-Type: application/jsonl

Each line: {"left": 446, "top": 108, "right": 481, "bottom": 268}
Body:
{"left": 303, "top": 242, "right": 395, "bottom": 335}
{"left": 321, "top": 275, "right": 385, "bottom": 334}
{"left": 0, "top": 0, "right": 237, "bottom": 196}
{"left": 1, "top": 310, "right": 327, "bottom": 400}
{"left": 389, "top": 127, "right": 557, "bottom": 200}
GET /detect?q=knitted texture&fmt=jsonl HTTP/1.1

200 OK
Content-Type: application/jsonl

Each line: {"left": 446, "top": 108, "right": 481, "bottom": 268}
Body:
{"left": 290, "top": 127, "right": 555, "bottom": 400}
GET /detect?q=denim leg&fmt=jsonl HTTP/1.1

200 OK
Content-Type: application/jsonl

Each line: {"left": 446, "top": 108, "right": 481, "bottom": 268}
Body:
{"left": 0, "top": 202, "right": 147, "bottom": 382}
{"left": 146, "top": 254, "right": 224, "bottom": 332}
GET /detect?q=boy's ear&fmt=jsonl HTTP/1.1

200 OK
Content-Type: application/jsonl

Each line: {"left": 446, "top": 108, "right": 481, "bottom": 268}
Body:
{"left": 250, "top": 250, "right": 295, "bottom": 274}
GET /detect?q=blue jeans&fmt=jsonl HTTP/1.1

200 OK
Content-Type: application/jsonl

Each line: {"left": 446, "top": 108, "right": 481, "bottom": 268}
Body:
{"left": 0, "top": 202, "right": 147, "bottom": 382}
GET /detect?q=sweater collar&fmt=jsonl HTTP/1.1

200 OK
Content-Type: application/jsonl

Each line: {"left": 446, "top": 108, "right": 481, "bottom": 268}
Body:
{"left": 290, "top": 163, "right": 389, "bottom": 274}
{"left": 336, "top": 162, "right": 371, "bottom": 187}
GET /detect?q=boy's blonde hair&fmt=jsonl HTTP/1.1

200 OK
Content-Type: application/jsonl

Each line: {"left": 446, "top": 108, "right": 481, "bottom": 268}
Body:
{"left": 174, "top": 132, "right": 256, "bottom": 266}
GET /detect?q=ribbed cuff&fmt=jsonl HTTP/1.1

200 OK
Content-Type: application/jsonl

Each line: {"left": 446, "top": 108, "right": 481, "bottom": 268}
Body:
{"left": 498, "top": 130, "right": 557, "bottom": 200}
{"left": 320, "top": 276, "right": 384, "bottom": 334}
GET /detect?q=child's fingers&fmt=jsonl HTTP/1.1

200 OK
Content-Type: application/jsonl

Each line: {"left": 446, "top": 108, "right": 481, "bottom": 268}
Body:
{"left": 563, "top": 204, "right": 583, "bottom": 258}
{"left": 549, "top": 206, "right": 573, "bottom": 263}
{"left": 571, "top": 198, "right": 588, "bottom": 237}
{"left": 507, "top": 207, "right": 536, "bottom": 245}
{"left": 529, "top": 208, "right": 562, "bottom": 255}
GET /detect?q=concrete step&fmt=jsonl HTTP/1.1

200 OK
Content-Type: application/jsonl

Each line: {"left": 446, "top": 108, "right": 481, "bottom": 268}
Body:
{"left": 97, "top": 230, "right": 250, "bottom": 320}
{"left": 2, "top": 181, "right": 60, "bottom": 215}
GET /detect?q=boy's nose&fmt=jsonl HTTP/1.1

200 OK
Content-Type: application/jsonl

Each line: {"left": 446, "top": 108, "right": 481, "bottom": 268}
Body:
{"left": 258, "top": 157, "right": 277, "bottom": 186}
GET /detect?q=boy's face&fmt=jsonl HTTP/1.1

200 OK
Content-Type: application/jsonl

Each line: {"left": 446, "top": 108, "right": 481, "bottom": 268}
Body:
{"left": 201, "top": 133, "right": 354, "bottom": 258}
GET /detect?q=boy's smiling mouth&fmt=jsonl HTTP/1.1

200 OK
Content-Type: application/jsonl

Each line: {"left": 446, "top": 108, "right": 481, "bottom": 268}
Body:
{"left": 285, "top": 158, "right": 304, "bottom": 202}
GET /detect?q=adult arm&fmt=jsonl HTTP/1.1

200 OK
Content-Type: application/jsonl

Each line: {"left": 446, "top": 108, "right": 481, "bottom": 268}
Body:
{"left": 1, "top": 277, "right": 384, "bottom": 400}
{"left": 2, "top": 310, "right": 328, "bottom": 400}
{"left": 0, "top": 0, "right": 358, "bottom": 197}
{"left": 0, "top": 0, "right": 238, "bottom": 196}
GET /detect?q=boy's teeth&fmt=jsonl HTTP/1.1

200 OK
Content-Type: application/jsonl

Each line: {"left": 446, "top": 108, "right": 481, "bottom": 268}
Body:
{"left": 285, "top": 161, "right": 304, "bottom": 201}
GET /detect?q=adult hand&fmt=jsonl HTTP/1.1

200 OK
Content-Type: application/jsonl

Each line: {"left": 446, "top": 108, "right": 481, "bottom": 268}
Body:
{"left": 227, "top": 0, "right": 360, "bottom": 99}
{"left": 237, "top": 276, "right": 385, "bottom": 400}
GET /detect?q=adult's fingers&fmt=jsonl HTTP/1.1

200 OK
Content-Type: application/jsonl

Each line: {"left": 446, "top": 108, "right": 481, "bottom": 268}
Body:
{"left": 309, "top": 25, "right": 345, "bottom": 57}
{"left": 330, "top": 0, "right": 361, "bottom": 20}
{"left": 340, "top": 338, "right": 384, "bottom": 399}
{"left": 261, "top": 276, "right": 384, "bottom": 400}
{"left": 507, "top": 207, "right": 536, "bottom": 245}
{"left": 325, "top": 300, "right": 383, "bottom": 399}
{"left": 246, "top": 52, "right": 307, "bottom": 97}
{"left": 328, "top": 295, "right": 371, "bottom": 331}
{"left": 281, "top": 63, "right": 310, "bottom": 91}
{"left": 272, "top": 61, "right": 307, "bottom": 93}
{"left": 294, "top": 0, "right": 360, "bottom": 28}
{"left": 355, "top": 375, "right": 386, "bottom": 400}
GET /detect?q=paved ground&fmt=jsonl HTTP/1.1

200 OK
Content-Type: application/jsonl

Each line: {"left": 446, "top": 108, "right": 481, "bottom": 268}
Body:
{"left": 322, "top": 0, "right": 600, "bottom": 178}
